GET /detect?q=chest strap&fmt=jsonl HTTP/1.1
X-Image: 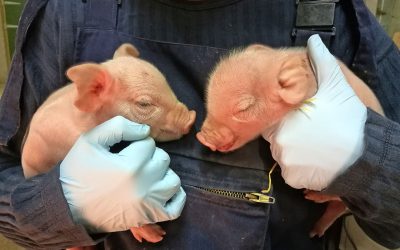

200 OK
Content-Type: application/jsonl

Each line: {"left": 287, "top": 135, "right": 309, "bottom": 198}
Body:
{"left": 82, "top": 0, "right": 121, "bottom": 29}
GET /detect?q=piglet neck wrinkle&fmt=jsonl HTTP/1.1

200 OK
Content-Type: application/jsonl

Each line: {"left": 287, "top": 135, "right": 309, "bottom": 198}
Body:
{"left": 70, "top": 107, "right": 104, "bottom": 133}
{"left": 70, "top": 89, "right": 114, "bottom": 132}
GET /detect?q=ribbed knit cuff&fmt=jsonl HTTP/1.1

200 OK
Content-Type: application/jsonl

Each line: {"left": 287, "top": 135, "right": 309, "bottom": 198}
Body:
{"left": 11, "top": 164, "right": 100, "bottom": 249}
{"left": 325, "top": 109, "right": 400, "bottom": 248}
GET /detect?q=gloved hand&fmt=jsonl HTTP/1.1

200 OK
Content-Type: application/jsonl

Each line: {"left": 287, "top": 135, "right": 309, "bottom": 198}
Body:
{"left": 59, "top": 116, "right": 186, "bottom": 233}
{"left": 263, "top": 35, "right": 367, "bottom": 191}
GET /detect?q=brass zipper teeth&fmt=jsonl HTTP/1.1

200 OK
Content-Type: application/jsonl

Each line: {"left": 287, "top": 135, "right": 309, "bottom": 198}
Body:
{"left": 193, "top": 162, "right": 278, "bottom": 204}
{"left": 197, "top": 187, "right": 248, "bottom": 200}
{"left": 195, "top": 187, "right": 275, "bottom": 204}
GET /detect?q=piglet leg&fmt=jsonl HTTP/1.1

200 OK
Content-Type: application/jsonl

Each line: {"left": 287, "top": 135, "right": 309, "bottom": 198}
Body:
{"left": 304, "top": 190, "right": 348, "bottom": 238}
{"left": 310, "top": 200, "right": 347, "bottom": 237}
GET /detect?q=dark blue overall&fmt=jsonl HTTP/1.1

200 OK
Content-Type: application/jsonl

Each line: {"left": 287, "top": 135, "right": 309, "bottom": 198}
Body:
{"left": 0, "top": 0, "right": 399, "bottom": 249}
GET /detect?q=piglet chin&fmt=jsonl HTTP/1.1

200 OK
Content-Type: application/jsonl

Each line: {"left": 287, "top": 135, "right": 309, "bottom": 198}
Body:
{"left": 196, "top": 132, "right": 237, "bottom": 153}
{"left": 151, "top": 129, "right": 183, "bottom": 142}
{"left": 151, "top": 110, "right": 196, "bottom": 142}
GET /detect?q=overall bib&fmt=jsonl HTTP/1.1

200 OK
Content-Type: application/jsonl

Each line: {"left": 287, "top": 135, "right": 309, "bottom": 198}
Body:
{"left": 71, "top": 1, "right": 347, "bottom": 249}
{"left": 1, "top": 0, "right": 399, "bottom": 249}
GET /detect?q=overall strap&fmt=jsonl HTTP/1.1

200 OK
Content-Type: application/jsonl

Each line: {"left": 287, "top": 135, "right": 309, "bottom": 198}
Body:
{"left": 0, "top": 0, "right": 49, "bottom": 147}
{"left": 82, "top": 0, "right": 121, "bottom": 29}
{"left": 350, "top": 0, "right": 377, "bottom": 86}
{"left": 292, "top": 0, "right": 338, "bottom": 47}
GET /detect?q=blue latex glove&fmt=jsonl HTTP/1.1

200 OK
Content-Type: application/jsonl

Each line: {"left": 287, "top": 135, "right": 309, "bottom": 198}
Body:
{"left": 60, "top": 116, "right": 186, "bottom": 233}
{"left": 263, "top": 35, "right": 367, "bottom": 191}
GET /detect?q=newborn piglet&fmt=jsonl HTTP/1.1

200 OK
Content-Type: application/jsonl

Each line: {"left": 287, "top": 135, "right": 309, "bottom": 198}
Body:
{"left": 196, "top": 43, "right": 383, "bottom": 237}
{"left": 22, "top": 43, "right": 196, "bottom": 246}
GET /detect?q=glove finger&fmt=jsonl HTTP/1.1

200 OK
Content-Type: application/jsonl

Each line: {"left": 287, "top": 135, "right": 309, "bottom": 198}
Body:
{"left": 86, "top": 116, "right": 150, "bottom": 148}
{"left": 163, "top": 186, "right": 186, "bottom": 221}
{"left": 118, "top": 137, "right": 156, "bottom": 167}
{"left": 139, "top": 148, "right": 171, "bottom": 183}
{"left": 149, "top": 168, "right": 181, "bottom": 204}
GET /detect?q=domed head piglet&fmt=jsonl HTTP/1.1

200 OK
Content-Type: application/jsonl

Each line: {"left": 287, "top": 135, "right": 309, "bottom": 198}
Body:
{"left": 196, "top": 44, "right": 317, "bottom": 152}
{"left": 68, "top": 43, "right": 196, "bottom": 141}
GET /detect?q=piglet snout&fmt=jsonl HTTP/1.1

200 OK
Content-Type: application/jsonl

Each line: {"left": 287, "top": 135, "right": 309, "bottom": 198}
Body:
{"left": 197, "top": 122, "right": 235, "bottom": 152}
{"left": 182, "top": 110, "right": 196, "bottom": 134}
{"left": 175, "top": 103, "right": 196, "bottom": 135}
{"left": 196, "top": 131, "right": 217, "bottom": 151}
{"left": 153, "top": 103, "right": 196, "bottom": 141}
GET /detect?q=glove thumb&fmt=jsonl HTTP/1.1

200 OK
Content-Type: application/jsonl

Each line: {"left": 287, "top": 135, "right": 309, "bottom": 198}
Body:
{"left": 307, "top": 34, "right": 340, "bottom": 85}
{"left": 86, "top": 116, "right": 150, "bottom": 148}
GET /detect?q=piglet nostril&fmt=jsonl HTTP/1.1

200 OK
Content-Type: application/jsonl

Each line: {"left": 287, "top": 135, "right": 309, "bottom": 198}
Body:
{"left": 196, "top": 132, "right": 217, "bottom": 151}
{"left": 182, "top": 110, "right": 196, "bottom": 134}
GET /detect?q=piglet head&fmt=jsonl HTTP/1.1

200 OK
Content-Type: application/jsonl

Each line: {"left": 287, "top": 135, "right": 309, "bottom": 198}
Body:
{"left": 66, "top": 43, "right": 196, "bottom": 141}
{"left": 197, "top": 48, "right": 272, "bottom": 152}
{"left": 197, "top": 44, "right": 317, "bottom": 152}
{"left": 196, "top": 91, "right": 270, "bottom": 152}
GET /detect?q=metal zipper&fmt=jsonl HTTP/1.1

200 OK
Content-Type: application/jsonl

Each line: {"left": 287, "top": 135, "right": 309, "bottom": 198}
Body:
{"left": 195, "top": 186, "right": 275, "bottom": 204}
{"left": 193, "top": 162, "right": 278, "bottom": 204}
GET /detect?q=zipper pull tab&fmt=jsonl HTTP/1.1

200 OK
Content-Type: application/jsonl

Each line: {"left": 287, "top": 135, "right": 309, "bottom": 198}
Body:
{"left": 245, "top": 193, "right": 275, "bottom": 204}
{"left": 246, "top": 162, "right": 277, "bottom": 204}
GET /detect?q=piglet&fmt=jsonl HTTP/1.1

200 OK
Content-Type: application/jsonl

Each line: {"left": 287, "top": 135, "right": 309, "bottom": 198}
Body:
{"left": 196, "top": 43, "right": 383, "bottom": 237}
{"left": 21, "top": 43, "right": 196, "bottom": 245}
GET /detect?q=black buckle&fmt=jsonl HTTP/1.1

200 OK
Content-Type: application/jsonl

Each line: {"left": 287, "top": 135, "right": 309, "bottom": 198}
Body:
{"left": 293, "top": 0, "right": 338, "bottom": 37}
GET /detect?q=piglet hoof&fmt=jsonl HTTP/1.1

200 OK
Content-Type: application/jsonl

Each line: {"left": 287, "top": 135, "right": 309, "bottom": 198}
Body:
{"left": 304, "top": 189, "right": 341, "bottom": 203}
{"left": 309, "top": 200, "right": 347, "bottom": 238}
{"left": 130, "top": 224, "right": 166, "bottom": 243}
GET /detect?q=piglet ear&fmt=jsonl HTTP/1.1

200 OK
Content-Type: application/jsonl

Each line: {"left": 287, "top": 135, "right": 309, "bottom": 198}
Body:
{"left": 113, "top": 43, "right": 140, "bottom": 58}
{"left": 66, "top": 63, "right": 113, "bottom": 112}
{"left": 277, "top": 56, "right": 316, "bottom": 105}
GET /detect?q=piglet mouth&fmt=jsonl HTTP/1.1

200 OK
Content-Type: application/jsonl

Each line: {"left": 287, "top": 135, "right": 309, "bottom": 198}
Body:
{"left": 215, "top": 142, "right": 234, "bottom": 152}
{"left": 152, "top": 128, "right": 183, "bottom": 142}
{"left": 196, "top": 132, "right": 234, "bottom": 152}
{"left": 152, "top": 109, "right": 196, "bottom": 142}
